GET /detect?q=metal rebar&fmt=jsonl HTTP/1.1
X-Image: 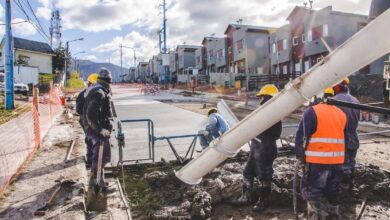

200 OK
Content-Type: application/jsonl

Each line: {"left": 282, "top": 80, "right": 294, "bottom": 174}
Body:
{"left": 64, "top": 139, "right": 76, "bottom": 162}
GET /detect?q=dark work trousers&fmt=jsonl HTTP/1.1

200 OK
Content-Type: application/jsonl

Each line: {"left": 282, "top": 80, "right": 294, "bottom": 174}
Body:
{"left": 243, "top": 140, "right": 277, "bottom": 182}
{"left": 301, "top": 164, "right": 344, "bottom": 205}
{"left": 343, "top": 149, "right": 358, "bottom": 175}
{"left": 89, "top": 131, "right": 111, "bottom": 175}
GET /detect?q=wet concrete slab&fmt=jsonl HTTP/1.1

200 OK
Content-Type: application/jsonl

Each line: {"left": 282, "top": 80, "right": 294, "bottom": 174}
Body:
{"left": 111, "top": 86, "right": 206, "bottom": 165}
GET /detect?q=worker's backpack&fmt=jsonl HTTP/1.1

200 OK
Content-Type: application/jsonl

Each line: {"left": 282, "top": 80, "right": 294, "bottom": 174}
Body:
{"left": 75, "top": 89, "right": 86, "bottom": 115}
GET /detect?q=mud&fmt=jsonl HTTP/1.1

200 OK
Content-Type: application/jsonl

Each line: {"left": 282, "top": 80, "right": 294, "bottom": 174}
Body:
{"left": 120, "top": 151, "right": 390, "bottom": 219}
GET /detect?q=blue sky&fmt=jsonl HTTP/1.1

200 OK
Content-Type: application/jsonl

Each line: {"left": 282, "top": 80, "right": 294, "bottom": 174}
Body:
{"left": 0, "top": 0, "right": 371, "bottom": 68}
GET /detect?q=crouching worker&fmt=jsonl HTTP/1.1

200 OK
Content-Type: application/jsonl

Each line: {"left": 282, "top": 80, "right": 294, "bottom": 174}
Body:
{"left": 198, "top": 108, "right": 230, "bottom": 151}
{"left": 295, "top": 88, "right": 347, "bottom": 219}
{"left": 235, "top": 84, "right": 282, "bottom": 212}
{"left": 83, "top": 68, "right": 113, "bottom": 192}
{"left": 76, "top": 73, "right": 98, "bottom": 168}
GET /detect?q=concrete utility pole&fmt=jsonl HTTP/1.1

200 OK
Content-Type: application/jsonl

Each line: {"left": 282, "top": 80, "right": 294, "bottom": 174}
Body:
{"left": 5, "top": 0, "right": 14, "bottom": 110}
{"left": 63, "top": 38, "right": 83, "bottom": 87}
{"left": 161, "top": 0, "right": 169, "bottom": 86}
{"left": 120, "top": 44, "right": 137, "bottom": 81}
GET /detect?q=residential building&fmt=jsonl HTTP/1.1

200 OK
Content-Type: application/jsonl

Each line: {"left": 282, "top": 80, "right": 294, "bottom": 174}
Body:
{"left": 276, "top": 6, "right": 368, "bottom": 75}
{"left": 232, "top": 25, "right": 274, "bottom": 74}
{"left": 194, "top": 46, "right": 204, "bottom": 74}
{"left": 270, "top": 24, "right": 291, "bottom": 75}
{"left": 169, "top": 50, "right": 177, "bottom": 77}
{"left": 137, "top": 62, "right": 149, "bottom": 82}
{"left": 365, "top": 0, "right": 390, "bottom": 75}
{"left": 224, "top": 24, "right": 241, "bottom": 72}
{"left": 176, "top": 45, "right": 202, "bottom": 75}
{"left": 0, "top": 37, "right": 55, "bottom": 74}
{"left": 201, "top": 36, "right": 228, "bottom": 74}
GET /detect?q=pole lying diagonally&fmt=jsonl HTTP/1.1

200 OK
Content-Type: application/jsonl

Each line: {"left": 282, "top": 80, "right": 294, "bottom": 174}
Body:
{"left": 175, "top": 9, "right": 390, "bottom": 185}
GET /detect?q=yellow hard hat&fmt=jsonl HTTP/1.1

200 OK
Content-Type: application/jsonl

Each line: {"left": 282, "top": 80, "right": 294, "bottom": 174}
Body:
{"left": 324, "top": 87, "right": 334, "bottom": 96}
{"left": 256, "top": 84, "right": 279, "bottom": 97}
{"left": 87, "top": 73, "right": 98, "bottom": 84}
{"left": 343, "top": 77, "right": 350, "bottom": 85}
{"left": 207, "top": 108, "right": 218, "bottom": 116}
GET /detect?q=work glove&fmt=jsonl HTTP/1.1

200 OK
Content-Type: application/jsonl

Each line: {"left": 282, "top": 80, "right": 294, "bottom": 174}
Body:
{"left": 100, "top": 128, "right": 111, "bottom": 138}
{"left": 203, "top": 130, "right": 209, "bottom": 137}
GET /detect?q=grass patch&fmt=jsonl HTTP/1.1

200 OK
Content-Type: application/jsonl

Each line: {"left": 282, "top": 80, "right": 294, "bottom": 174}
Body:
{"left": 0, "top": 102, "right": 29, "bottom": 125}
{"left": 66, "top": 78, "right": 85, "bottom": 89}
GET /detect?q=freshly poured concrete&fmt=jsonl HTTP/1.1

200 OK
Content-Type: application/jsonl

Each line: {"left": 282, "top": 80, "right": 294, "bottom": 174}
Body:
{"left": 111, "top": 86, "right": 206, "bottom": 165}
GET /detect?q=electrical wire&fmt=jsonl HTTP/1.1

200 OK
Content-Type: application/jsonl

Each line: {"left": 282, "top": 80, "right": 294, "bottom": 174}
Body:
{"left": 16, "top": 0, "right": 49, "bottom": 39}
{"left": 12, "top": 0, "right": 50, "bottom": 42}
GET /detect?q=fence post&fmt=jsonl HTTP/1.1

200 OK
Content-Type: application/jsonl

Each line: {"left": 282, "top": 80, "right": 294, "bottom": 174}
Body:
{"left": 32, "top": 87, "right": 41, "bottom": 149}
{"left": 49, "top": 82, "right": 53, "bottom": 125}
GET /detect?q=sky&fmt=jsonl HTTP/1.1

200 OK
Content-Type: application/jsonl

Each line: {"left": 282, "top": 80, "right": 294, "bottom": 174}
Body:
{"left": 0, "top": 0, "right": 371, "bottom": 68}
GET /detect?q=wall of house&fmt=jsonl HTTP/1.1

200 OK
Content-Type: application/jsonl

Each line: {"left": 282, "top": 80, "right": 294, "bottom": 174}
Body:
{"left": 215, "top": 38, "right": 228, "bottom": 71}
{"left": 246, "top": 32, "right": 270, "bottom": 74}
{"left": 14, "top": 49, "right": 53, "bottom": 74}
{"left": 194, "top": 48, "right": 203, "bottom": 70}
{"left": 270, "top": 25, "right": 291, "bottom": 67}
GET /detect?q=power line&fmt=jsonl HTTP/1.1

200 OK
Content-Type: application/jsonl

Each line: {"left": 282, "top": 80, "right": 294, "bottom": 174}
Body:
{"left": 0, "top": 20, "right": 29, "bottom": 25}
{"left": 24, "top": 0, "right": 49, "bottom": 38}
{"left": 12, "top": 0, "right": 50, "bottom": 42}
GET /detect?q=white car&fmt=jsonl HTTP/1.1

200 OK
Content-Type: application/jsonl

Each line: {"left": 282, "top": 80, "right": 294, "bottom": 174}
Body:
{"left": 0, "top": 82, "right": 29, "bottom": 96}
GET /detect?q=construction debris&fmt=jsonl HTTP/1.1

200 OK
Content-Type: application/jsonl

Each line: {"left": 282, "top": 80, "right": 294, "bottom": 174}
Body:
{"left": 119, "top": 151, "right": 390, "bottom": 219}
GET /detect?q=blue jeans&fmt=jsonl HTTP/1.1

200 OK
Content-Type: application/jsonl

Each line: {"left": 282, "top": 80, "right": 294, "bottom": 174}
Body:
{"left": 198, "top": 130, "right": 220, "bottom": 149}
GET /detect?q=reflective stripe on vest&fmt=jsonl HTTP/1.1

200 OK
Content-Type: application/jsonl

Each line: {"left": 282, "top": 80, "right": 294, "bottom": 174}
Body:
{"left": 305, "top": 103, "right": 347, "bottom": 165}
{"left": 305, "top": 151, "right": 345, "bottom": 157}
{"left": 309, "top": 138, "right": 345, "bottom": 144}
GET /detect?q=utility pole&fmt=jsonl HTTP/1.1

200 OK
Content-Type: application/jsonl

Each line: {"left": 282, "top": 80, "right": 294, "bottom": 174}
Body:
{"left": 120, "top": 44, "right": 123, "bottom": 79}
{"left": 5, "top": 0, "right": 14, "bottom": 110}
{"left": 63, "top": 38, "right": 83, "bottom": 87}
{"left": 160, "top": 0, "right": 169, "bottom": 86}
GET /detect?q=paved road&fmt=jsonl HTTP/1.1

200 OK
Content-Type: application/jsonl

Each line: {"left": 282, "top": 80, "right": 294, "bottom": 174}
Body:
{"left": 110, "top": 85, "right": 206, "bottom": 165}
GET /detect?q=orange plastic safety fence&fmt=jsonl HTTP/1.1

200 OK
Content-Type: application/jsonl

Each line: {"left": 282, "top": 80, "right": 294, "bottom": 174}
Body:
{"left": 0, "top": 83, "right": 63, "bottom": 194}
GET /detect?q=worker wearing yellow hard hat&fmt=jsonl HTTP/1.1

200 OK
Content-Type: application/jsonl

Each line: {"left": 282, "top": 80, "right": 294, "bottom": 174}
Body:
{"left": 87, "top": 73, "right": 98, "bottom": 86}
{"left": 324, "top": 87, "right": 334, "bottom": 99}
{"left": 198, "top": 107, "right": 230, "bottom": 152}
{"left": 75, "top": 73, "right": 100, "bottom": 168}
{"left": 234, "top": 84, "right": 282, "bottom": 212}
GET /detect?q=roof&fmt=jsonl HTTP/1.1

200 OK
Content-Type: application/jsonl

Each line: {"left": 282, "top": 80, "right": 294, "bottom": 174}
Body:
{"left": 12, "top": 37, "right": 54, "bottom": 54}
{"left": 224, "top": 24, "right": 241, "bottom": 34}
{"left": 286, "top": 6, "right": 313, "bottom": 21}
{"left": 201, "top": 36, "right": 225, "bottom": 45}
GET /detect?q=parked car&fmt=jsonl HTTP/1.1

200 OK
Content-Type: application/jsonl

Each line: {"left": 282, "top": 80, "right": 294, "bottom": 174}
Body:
{"left": 0, "top": 82, "right": 29, "bottom": 96}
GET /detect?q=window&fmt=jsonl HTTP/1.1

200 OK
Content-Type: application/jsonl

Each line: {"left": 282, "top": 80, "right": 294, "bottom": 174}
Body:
{"left": 292, "top": 36, "right": 298, "bottom": 46}
{"left": 308, "top": 30, "right": 313, "bottom": 42}
{"left": 236, "top": 39, "right": 243, "bottom": 50}
{"left": 218, "top": 49, "right": 224, "bottom": 60}
{"left": 323, "top": 24, "right": 329, "bottom": 37}
{"left": 272, "top": 43, "right": 276, "bottom": 53}
{"left": 302, "top": 34, "right": 306, "bottom": 43}
{"left": 283, "top": 39, "right": 287, "bottom": 50}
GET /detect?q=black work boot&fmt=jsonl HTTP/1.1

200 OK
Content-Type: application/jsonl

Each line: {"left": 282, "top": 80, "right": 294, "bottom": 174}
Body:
{"left": 307, "top": 200, "right": 323, "bottom": 220}
{"left": 327, "top": 204, "right": 339, "bottom": 220}
{"left": 234, "top": 177, "right": 254, "bottom": 206}
{"left": 253, "top": 181, "right": 271, "bottom": 212}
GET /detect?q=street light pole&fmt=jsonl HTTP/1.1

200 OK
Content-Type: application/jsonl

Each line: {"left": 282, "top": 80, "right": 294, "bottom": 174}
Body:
{"left": 119, "top": 45, "right": 137, "bottom": 81}
{"left": 63, "top": 38, "right": 83, "bottom": 87}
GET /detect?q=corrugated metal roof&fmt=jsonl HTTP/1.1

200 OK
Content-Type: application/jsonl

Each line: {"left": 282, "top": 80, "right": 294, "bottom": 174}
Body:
{"left": 13, "top": 37, "right": 54, "bottom": 54}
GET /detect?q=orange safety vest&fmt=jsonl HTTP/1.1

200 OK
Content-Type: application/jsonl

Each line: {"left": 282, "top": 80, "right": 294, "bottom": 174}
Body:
{"left": 305, "top": 103, "right": 347, "bottom": 164}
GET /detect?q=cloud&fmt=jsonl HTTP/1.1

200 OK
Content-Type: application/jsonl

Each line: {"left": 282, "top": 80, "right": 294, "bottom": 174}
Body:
{"left": 12, "top": 18, "right": 37, "bottom": 36}
{"left": 81, "top": 55, "right": 97, "bottom": 61}
{"left": 92, "top": 31, "right": 158, "bottom": 66}
{"left": 60, "top": 0, "right": 370, "bottom": 63}
{"left": 37, "top": 0, "right": 52, "bottom": 20}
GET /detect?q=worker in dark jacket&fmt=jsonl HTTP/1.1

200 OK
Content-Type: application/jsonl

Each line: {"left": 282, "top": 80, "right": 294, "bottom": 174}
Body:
{"left": 235, "top": 84, "right": 282, "bottom": 212}
{"left": 332, "top": 77, "right": 360, "bottom": 191}
{"left": 83, "top": 68, "right": 113, "bottom": 191}
{"left": 295, "top": 90, "right": 347, "bottom": 219}
{"left": 76, "top": 73, "right": 98, "bottom": 167}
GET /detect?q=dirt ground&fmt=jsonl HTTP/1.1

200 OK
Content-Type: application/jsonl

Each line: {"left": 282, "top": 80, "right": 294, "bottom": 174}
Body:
{"left": 121, "top": 151, "right": 390, "bottom": 219}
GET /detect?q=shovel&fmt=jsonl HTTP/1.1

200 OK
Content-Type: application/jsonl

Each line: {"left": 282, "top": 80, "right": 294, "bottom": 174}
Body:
{"left": 86, "top": 144, "right": 108, "bottom": 211}
{"left": 34, "top": 180, "right": 76, "bottom": 216}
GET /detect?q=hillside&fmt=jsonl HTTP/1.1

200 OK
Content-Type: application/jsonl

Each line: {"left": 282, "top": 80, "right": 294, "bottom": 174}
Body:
{"left": 75, "top": 59, "right": 129, "bottom": 83}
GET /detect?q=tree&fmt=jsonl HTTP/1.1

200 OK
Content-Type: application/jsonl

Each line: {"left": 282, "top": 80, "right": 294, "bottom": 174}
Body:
{"left": 52, "top": 42, "right": 72, "bottom": 83}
